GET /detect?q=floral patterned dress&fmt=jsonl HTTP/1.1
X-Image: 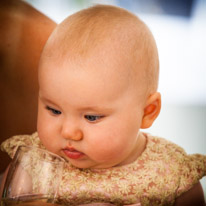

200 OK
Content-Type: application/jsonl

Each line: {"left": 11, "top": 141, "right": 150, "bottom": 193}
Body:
{"left": 1, "top": 132, "right": 206, "bottom": 206}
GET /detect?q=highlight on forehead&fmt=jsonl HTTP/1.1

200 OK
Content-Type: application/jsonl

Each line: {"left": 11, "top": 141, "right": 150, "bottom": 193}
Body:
{"left": 41, "top": 4, "right": 159, "bottom": 95}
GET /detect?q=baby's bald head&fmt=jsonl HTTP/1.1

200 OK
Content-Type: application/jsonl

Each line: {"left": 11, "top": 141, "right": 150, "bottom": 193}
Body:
{"left": 40, "top": 5, "right": 159, "bottom": 101}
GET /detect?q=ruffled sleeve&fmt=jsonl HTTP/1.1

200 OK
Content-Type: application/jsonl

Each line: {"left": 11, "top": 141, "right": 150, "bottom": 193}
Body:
{"left": 1, "top": 132, "right": 44, "bottom": 159}
{"left": 176, "top": 152, "right": 206, "bottom": 197}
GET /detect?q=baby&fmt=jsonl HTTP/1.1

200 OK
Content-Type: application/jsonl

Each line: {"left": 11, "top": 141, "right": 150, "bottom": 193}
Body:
{"left": 1, "top": 4, "right": 206, "bottom": 206}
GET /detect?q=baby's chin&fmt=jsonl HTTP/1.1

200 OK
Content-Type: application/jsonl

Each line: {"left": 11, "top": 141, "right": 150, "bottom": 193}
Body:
{"left": 65, "top": 158, "right": 117, "bottom": 170}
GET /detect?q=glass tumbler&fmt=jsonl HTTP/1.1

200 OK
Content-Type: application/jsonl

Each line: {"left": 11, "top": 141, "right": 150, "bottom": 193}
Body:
{"left": 1, "top": 146, "right": 65, "bottom": 206}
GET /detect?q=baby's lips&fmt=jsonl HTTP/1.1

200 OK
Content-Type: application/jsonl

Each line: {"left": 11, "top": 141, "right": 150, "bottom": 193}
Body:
{"left": 63, "top": 148, "right": 84, "bottom": 159}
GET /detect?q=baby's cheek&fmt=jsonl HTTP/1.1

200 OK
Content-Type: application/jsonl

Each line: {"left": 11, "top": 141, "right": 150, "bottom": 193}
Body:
{"left": 39, "top": 134, "right": 50, "bottom": 149}
{"left": 88, "top": 136, "right": 123, "bottom": 162}
{"left": 38, "top": 131, "right": 55, "bottom": 152}
{"left": 41, "top": 139, "right": 59, "bottom": 155}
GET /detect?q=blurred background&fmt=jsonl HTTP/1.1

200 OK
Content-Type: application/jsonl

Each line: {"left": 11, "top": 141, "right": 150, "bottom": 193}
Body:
{"left": 15, "top": 0, "right": 206, "bottom": 198}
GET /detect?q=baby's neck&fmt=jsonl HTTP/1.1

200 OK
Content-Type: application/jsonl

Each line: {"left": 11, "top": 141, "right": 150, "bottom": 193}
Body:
{"left": 116, "top": 132, "right": 147, "bottom": 167}
{"left": 133, "top": 132, "right": 147, "bottom": 160}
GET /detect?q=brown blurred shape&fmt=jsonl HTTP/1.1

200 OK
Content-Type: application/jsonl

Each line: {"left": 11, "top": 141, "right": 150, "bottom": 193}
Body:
{"left": 0, "top": 0, "right": 57, "bottom": 173}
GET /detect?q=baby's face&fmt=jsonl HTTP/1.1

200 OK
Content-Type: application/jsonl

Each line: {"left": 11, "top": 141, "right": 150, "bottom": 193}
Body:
{"left": 37, "top": 54, "right": 146, "bottom": 169}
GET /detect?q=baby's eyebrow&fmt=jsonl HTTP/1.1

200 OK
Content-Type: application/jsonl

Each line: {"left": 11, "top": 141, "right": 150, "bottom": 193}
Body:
{"left": 39, "top": 95, "right": 59, "bottom": 107}
{"left": 78, "top": 106, "right": 114, "bottom": 113}
{"left": 39, "top": 94, "right": 114, "bottom": 113}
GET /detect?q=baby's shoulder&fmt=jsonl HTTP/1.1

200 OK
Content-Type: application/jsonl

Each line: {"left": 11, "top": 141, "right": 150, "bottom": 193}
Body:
{"left": 145, "top": 133, "right": 187, "bottom": 162}
{"left": 144, "top": 133, "right": 205, "bottom": 174}
{"left": 145, "top": 133, "right": 206, "bottom": 197}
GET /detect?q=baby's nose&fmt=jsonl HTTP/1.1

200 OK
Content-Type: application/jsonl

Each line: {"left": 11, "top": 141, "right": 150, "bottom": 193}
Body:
{"left": 61, "top": 122, "right": 83, "bottom": 141}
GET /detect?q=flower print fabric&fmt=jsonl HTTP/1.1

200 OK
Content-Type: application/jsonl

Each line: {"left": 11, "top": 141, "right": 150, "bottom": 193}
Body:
{"left": 1, "top": 132, "right": 206, "bottom": 206}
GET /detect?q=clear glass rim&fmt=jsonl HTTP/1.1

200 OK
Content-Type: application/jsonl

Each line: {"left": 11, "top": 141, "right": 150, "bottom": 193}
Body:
{"left": 17, "top": 145, "right": 66, "bottom": 163}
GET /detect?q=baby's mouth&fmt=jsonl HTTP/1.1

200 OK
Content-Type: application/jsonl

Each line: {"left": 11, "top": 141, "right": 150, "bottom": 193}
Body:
{"left": 63, "top": 147, "right": 84, "bottom": 160}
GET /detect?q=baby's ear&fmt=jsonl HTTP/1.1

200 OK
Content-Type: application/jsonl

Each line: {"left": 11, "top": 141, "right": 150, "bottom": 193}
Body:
{"left": 141, "top": 92, "right": 161, "bottom": 129}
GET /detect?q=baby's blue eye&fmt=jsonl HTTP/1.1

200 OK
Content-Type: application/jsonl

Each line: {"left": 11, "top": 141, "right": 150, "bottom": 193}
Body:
{"left": 84, "top": 115, "right": 102, "bottom": 122}
{"left": 46, "top": 106, "right": 61, "bottom": 115}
